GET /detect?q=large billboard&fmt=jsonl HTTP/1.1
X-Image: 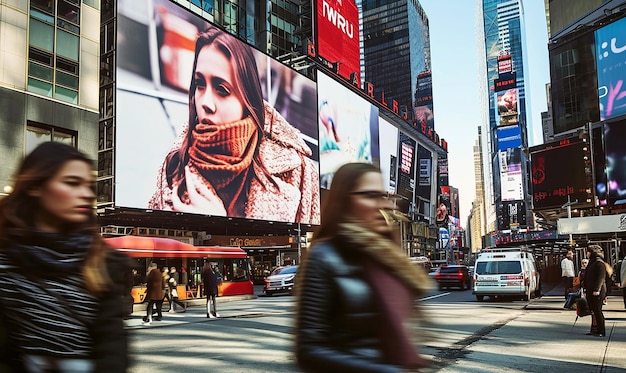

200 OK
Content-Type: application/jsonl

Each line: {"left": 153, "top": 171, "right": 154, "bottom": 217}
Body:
{"left": 316, "top": 0, "right": 361, "bottom": 82}
{"left": 115, "top": 0, "right": 320, "bottom": 224}
{"left": 499, "top": 148, "right": 524, "bottom": 202}
{"left": 599, "top": 120, "right": 626, "bottom": 206}
{"left": 317, "top": 71, "right": 380, "bottom": 189}
{"left": 397, "top": 132, "right": 416, "bottom": 210}
{"left": 530, "top": 139, "right": 592, "bottom": 210}
{"left": 378, "top": 117, "right": 398, "bottom": 194}
{"left": 496, "top": 124, "right": 522, "bottom": 151}
{"left": 414, "top": 71, "right": 434, "bottom": 133}
{"left": 495, "top": 88, "right": 519, "bottom": 126}
{"left": 595, "top": 16, "right": 626, "bottom": 121}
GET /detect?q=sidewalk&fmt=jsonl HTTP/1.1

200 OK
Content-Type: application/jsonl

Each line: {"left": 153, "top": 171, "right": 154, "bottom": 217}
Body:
{"left": 435, "top": 283, "right": 626, "bottom": 372}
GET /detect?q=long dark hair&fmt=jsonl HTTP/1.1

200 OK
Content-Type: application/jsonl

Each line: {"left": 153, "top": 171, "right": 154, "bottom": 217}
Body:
{"left": 0, "top": 142, "right": 110, "bottom": 293}
{"left": 164, "top": 26, "right": 266, "bottom": 190}
{"left": 313, "top": 163, "right": 382, "bottom": 243}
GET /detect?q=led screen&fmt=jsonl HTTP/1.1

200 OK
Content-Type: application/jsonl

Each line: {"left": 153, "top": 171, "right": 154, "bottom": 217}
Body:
{"left": 499, "top": 148, "right": 524, "bottom": 202}
{"left": 317, "top": 71, "right": 379, "bottom": 189}
{"left": 530, "top": 141, "right": 591, "bottom": 210}
{"left": 595, "top": 16, "right": 626, "bottom": 121}
{"left": 495, "top": 88, "right": 519, "bottom": 126}
{"left": 496, "top": 125, "right": 522, "bottom": 151}
{"left": 115, "top": 0, "right": 320, "bottom": 224}
{"left": 378, "top": 117, "right": 398, "bottom": 194}
{"left": 316, "top": 0, "right": 361, "bottom": 82}
{"left": 602, "top": 120, "right": 626, "bottom": 205}
{"left": 414, "top": 72, "right": 434, "bottom": 133}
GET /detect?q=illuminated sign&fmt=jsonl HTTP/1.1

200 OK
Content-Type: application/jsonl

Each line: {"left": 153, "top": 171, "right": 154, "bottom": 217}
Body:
{"left": 316, "top": 0, "right": 361, "bottom": 82}
{"left": 595, "top": 16, "right": 626, "bottom": 121}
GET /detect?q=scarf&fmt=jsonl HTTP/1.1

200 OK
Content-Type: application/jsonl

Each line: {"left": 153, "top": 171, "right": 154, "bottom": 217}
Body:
{"left": 188, "top": 117, "right": 258, "bottom": 214}
{"left": 5, "top": 230, "right": 91, "bottom": 278}
{"left": 337, "top": 222, "right": 434, "bottom": 369}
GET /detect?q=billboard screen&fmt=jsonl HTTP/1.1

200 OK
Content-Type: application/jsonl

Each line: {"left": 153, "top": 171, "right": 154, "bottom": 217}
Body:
{"left": 602, "top": 120, "right": 626, "bottom": 206}
{"left": 316, "top": 0, "right": 361, "bottom": 82}
{"left": 530, "top": 140, "right": 592, "bottom": 210}
{"left": 318, "top": 71, "right": 380, "bottom": 189}
{"left": 496, "top": 125, "right": 522, "bottom": 151}
{"left": 500, "top": 148, "right": 524, "bottom": 202}
{"left": 397, "top": 132, "right": 416, "bottom": 204}
{"left": 414, "top": 71, "right": 434, "bottom": 133}
{"left": 115, "top": 0, "right": 320, "bottom": 224}
{"left": 378, "top": 117, "right": 398, "bottom": 194}
{"left": 595, "top": 16, "right": 626, "bottom": 121}
{"left": 497, "top": 55, "right": 512, "bottom": 74}
{"left": 495, "top": 88, "right": 519, "bottom": 126}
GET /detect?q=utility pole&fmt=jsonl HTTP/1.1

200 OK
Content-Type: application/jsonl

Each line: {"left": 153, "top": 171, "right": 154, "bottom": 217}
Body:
{"left": 561, "top": 196, "right": 578, "bottom": 247}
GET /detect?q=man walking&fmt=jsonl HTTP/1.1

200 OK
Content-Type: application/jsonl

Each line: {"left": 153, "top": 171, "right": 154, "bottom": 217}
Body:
{"left": 561, "top": 250, "right": 575, "bottom": 299}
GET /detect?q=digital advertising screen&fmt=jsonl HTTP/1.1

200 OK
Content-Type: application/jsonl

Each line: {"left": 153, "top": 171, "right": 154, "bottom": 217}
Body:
{"left": 530, "top": 140, "right": 592, "bottom": 210}
{"left": 602, "top": 120, "right": 626, "bottom": 206}
{"left": 436, "top": 185, "right": 450, "bottom": 227}
{"left": 499, "top": 148, "right": 524, "bottom": 202}
{"left": 115, "top": 0, "right": 320, "bottom": 224}
{"left": 496, "top": 124, "right": 522, "bottom": 151}
{"left": 414, "top": 71, "right": 434, "bottom": 133}
{"left": 378, "top": 117, "right": 398, "bottom": 194}
{"left": 495, "top": 88, "right": 519, "bottom": 126}
{"left": 397, "top": 132, "right": 416, "bottom": 203}
{"left": 315, "top": 0, "right": 361, "bottom": 82}
{"left": 595, "top": 16, "right": 626, "bottom": 121}
{"left": 416, "top": 145, "right": 433, "bottom": 201}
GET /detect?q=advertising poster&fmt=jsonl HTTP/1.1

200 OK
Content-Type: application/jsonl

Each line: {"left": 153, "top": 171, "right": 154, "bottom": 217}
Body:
{"left": 115, "top": 0, "right": 320, "bottom": 224}
{"left": 378, "top": 117, "right": 398, "bottom": 193}
{"left": 530, "top": 140, "right": 591, "bottom": 210}
{"left": 318, "top": 71, "right": 379, "bottom": 189}
{"left": 602, "top": 120, "right": 626, "bottom": 205}
{"left": 595, "top": 16, "right": 626, "bottom": 121}
{"left": 499, "top": 148, "right": 524, "bottom": 202}
{"left": 495, "top": 88, "right": 519, "bottom": 126}
{"left": 397, "top": 132, "right": 416, "bottom": 204}
{"left": 414, "top": 71, "right": 434, "bottom": 133}
{"left": 436, "top": 185, "right": 450, "bottom": 227}
{"left": 315, "top": 0, "right": 361, "bottom": 82}
{"left": 496, "top": 124, "right": 522, "bottom": 151}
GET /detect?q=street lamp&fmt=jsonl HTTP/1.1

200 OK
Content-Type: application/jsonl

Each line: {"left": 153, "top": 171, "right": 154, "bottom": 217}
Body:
{"left": 561, "top": 196, "right": 578, "bottom": 246}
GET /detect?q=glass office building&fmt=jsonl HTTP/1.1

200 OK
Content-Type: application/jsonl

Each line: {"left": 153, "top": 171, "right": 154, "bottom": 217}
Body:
{"left": 360, "top": 0, "right": 431, "bottom": 122}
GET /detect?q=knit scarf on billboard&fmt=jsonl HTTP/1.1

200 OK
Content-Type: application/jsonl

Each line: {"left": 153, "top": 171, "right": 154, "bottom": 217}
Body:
{"left": 188, "top": 117, "right": 258, "bottom": 216}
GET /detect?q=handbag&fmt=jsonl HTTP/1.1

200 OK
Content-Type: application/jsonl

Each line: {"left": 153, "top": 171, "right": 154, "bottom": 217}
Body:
{"left": 576, "top": 296, "right": 592, "bottom": 317}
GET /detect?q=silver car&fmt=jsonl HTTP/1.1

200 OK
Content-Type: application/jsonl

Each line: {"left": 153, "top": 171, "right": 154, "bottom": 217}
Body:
{"left": 263, "top": 265, "right": 298, "bottom": 296}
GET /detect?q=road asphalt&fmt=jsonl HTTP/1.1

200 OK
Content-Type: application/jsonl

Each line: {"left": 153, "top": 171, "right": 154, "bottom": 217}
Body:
{"left": 125, "top": 285, "right": 626, "bottom": 372}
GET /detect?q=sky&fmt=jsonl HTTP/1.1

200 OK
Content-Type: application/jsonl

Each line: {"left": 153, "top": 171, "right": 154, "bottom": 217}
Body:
{"left": 419, "top": 0, "right": 550, "bottom": 227}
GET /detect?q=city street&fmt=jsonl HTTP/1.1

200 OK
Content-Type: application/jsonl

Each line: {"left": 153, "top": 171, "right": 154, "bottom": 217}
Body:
{"left": 125, "top": 283, "right": 626, "bottom": 372}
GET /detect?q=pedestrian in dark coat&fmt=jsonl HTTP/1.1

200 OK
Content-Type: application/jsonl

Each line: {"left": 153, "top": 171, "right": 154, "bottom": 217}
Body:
{"left": 144, "top": 263, "right": 164, "bottom": 323}
{"left": 585, "top": 245, "right": 607, "bottom": 337}
{"left": 0, "top": 142, "right": 129, "bottom": 372}
{"left": 202, "top": 262, "right": 220, "bottom": 318}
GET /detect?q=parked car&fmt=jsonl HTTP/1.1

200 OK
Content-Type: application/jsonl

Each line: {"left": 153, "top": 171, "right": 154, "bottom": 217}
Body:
{"left": 434, "top": 265, "right": 472, "bottom": 290}
{"left": 263, "top": 265, "right": 298, "bottom": 296}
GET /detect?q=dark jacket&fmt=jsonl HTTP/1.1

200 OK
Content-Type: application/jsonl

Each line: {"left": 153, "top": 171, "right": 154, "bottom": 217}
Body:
{"left": 146, "top": 268, "right": 164, "bottom": 301}
{"left": 584, "top": 256, "right": 607, "bottom": 297}
{"left": 202, "top": 266, "right": 219, "bottom": 296}
{"left": 0, "top": 243, "right": 131, "bottom": 373}
{"left": 295, "top": 241, "right": 403, "bottom": 373}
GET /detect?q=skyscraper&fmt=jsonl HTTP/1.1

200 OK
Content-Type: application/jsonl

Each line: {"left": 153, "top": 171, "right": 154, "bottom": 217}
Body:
{"left": 481, "top": 0, "right": 533, "bottom": 232}
{"left": 361, "top": 0, "right": 431, "bottom": 124}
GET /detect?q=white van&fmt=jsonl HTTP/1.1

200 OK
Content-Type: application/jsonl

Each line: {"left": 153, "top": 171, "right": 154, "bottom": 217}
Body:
{"left": 472, "top": 248, "right": 540, "bottom": 301}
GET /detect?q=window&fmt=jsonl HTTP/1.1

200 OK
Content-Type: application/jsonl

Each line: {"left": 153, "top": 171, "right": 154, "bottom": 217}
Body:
{"left": 26, "top": 123, "right": 76, "bottom": 155}
{"left": 28, "top": 2, "right": 80, "bottom": 104}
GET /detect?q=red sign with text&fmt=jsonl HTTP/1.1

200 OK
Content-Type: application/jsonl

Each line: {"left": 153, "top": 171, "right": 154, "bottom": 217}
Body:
{"left": 316, "top": 0, "right": 360, "bottom": 82}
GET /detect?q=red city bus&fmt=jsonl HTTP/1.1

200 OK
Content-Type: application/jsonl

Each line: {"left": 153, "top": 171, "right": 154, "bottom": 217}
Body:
{"left": 105, "top": 236, "right": 254, "bottom": 303}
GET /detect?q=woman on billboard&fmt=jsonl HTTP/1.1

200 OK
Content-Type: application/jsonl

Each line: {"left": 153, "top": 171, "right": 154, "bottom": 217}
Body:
{"left": 149, "top": 26, "right": 320, "bottom": 224}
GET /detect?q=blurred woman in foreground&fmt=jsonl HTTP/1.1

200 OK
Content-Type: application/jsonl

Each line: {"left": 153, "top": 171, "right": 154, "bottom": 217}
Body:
{"left": 295, "top": 162, "right": 433, "bottom": 372}
{"left": 0, "top": 142, "right": 129, "bottom": 372}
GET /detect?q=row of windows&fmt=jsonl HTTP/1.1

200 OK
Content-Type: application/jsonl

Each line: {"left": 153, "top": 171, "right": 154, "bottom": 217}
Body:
{"left": 27, "top": 2, "right": 81, "bottom": 104}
